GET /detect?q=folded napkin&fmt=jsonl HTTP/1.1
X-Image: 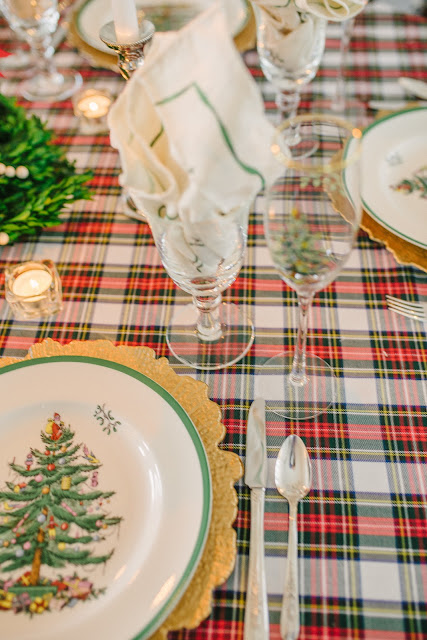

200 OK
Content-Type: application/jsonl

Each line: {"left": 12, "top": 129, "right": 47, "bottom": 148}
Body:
{"left": 253, "top": 0, "right": 367, "bottom": 22}
{"left": 250, "top": 2, "right": 322, "bottom": 73}
{"left": 295, "top": 0, "right": 367, "bottom": 21}
{"left": 108, "top": 2, "right": 281, "bottom": 275}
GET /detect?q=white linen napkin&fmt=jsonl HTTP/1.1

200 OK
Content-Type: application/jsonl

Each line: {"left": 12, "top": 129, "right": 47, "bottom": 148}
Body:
{"left": 295, "top": 0, "right": 367, "bottom": 21}
{"left": 250, "top": 2, "right": 321, "bottom": 73}
{"left": 252, "top": 0, "right": 367, "bottom": 22}
{"left": 108, "top": 2, "right": 281, "bottom": 275}
{"left": 249, "top": 0, "right": 367, "bottom": 74}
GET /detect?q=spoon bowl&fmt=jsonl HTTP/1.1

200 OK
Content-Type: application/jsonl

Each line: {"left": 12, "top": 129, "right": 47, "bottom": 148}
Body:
{"left": 275, "top": 435, "right": 312, "bottom": 640}
{"left": 275, "top": 434, "right": 312, "bottom": 502}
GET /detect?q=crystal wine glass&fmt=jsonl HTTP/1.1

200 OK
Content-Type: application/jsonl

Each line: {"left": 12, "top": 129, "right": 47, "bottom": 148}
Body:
{"left": 251, "top": 2, "right": 326, "bottom": 126}
{"left": 259, "top": 114, "right": 362, "bottom": 419}
{"left": 0, "top": 0, "right": 81, "bottom": 101}
{"left": 330, "top": 17, "right": 356, "bottom": 114}
{"left": 148, "top": 202, "right": 254, "bottom": 370}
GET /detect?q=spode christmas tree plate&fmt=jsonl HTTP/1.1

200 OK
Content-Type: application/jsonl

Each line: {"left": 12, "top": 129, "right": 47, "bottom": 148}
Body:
{"left": 0, "top": 355, "right": 212, "bottom": 640}
{"left": 361, "top": 107, "right": 427, "bottom": 250}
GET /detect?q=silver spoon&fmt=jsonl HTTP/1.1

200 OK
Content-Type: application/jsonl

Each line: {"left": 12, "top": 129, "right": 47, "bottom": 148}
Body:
{"left": 275, "top": 435, "right": 312, "bottom": 640}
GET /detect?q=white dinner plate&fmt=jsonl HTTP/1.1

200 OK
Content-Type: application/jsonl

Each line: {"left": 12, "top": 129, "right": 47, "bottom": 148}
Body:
{"left": 361, "top": 107, "right": 427, "bottom": 250}
{"left": 0, "top": 357, "right": 211, "bottom": 640}
{"left": 75, "top": 0, "right": 250, "bottom": 54}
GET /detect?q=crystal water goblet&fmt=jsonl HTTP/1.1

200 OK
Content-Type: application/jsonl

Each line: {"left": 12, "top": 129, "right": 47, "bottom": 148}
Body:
{"left": 330, "top": 17, "right": 356, "bottom": 113}
{"left": 251, "top": 2, "right": 326, "bottom": 128}
{"left": 148, "top": 202, "right": 254, "bottom": 370}
{"left": 0, "top": 0, "right": 81, "bottom": 101}
{"left": 259, "top": 114, "right": 362, "bottom": 419}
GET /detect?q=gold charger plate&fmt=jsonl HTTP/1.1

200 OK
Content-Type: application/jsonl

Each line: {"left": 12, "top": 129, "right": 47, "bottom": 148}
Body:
{"left": 0, "top": 338, "right": 242, "bottom": 639}
{"left": 360, "top": 209, "right": 427, "bottom": 272}
{"left": 361, "top": 106, "right": 427, "bottom": 273}
{"left": 68, "top": 1, "right": 255, "bottom": 71}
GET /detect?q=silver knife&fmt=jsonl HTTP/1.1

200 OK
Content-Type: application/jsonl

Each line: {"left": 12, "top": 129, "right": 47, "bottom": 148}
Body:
{"left": 244, "top": 398, "right": 269, "bottom": 640}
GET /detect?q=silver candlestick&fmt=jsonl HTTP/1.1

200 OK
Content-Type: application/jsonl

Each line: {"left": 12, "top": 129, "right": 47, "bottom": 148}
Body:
{"left": 99, "top": 20, "right": 155, "bottom": 81}
{"left": 99, "top": 19, "right": 155, "bottom": 220}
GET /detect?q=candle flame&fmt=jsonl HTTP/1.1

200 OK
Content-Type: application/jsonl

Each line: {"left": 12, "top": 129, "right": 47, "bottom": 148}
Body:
{"left": 89, "top": 101, "right": 100, "bottom": 113}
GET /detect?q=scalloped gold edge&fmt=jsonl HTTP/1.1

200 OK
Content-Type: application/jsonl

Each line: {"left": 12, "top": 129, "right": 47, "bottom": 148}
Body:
{"left": 360, "top": 210, "right": 427, "bottom": 272}
{"left": 0, "top": 339, "right": 243, "bottom": 638}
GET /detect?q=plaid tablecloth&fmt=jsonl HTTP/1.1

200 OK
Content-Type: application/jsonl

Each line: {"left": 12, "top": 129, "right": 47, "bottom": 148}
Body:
{"left": 0, "top": 1, "right": 426, "bottom": 638}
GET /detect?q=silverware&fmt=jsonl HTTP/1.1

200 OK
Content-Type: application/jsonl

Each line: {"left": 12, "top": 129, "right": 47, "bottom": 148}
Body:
{"left": 244, "top": 398, "right": 269, "bottom": 640}
{"left": 275, "top": 435, "right": 312, "bottom": 640}
{"left": 386, "top": 295, "right": 427, "bottom": 323}
{"left": 368, "top": 99, "right": 427, "bottom": 111}
{"left": 398, "top": 76, "right": 427, "bottom": 100}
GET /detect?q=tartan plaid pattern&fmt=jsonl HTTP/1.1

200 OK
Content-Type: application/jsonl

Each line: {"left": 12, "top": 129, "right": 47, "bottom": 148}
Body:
{"left": 0, "top": 3, "right": 426, "bottom": 639}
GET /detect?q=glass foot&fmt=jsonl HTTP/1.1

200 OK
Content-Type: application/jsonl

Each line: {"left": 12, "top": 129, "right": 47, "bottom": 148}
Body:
{"left": 20, "top": 70, "right": 82, "bottom": 102}
{"left": 166, "top": 303, "right": 254, "bottom": 370}
{"left": 256, "top": 352, "right": 337, "bottom": 420}
{"left": 276, "top": 126, "right": 319, "bottom": 160}
{"left": 0, "top": 50, "right": 33, "bottom": 73}
{"left": 288, "top": 137, "right": 319, "bottom": 160}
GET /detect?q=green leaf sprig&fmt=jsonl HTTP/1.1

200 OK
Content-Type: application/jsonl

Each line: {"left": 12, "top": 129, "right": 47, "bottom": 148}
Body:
{"left": 0, "top": 94, "right": 93, "bottom": 244}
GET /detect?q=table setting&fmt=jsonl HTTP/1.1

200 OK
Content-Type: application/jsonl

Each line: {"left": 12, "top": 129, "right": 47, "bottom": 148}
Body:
{"left": 0, "top": 0, "right": 426, "bottom": 638}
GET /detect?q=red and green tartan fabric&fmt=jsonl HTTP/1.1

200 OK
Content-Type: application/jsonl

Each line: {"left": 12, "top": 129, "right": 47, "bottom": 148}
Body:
{"left": 0, "top": 3, "right": 426, "bottom": 639}
{"left": 0, "top": 47, "right": 10, "bottom": 77}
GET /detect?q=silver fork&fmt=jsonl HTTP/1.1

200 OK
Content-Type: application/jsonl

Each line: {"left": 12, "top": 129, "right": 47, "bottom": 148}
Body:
{"left": 386, "top": 295, "right": 427, "bottom": 323}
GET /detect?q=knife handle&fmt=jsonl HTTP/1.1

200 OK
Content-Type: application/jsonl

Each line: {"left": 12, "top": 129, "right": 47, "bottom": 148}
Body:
{"left": 244, "top": 487, "right": 269, "bottom": 640}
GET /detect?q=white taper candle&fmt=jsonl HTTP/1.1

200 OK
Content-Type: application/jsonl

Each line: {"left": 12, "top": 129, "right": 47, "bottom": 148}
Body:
{"left": 111, "top": 0, "right": 139, "bottom": 44}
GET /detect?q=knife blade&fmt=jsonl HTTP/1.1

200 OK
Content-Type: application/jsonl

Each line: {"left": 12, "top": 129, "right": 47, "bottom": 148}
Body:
{"left": 244, "top": 398, "right": 269, "bottom": 640}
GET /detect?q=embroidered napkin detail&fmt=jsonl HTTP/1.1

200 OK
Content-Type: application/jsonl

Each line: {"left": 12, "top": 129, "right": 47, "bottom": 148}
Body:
{"left": 109, "top": 2, "right": 281, "bottom": 273}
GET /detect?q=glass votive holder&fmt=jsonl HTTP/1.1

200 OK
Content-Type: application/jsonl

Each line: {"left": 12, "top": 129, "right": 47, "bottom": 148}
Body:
{"left": 72, "top": 87, "right": 113, "bottom": 134}
{"left": 4, "top": 260, "right": 63, "bottom": 320}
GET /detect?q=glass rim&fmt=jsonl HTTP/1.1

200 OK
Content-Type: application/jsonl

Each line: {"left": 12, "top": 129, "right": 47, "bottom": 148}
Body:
{"left": 272, "top": 113, "right": 363, "bottom": 174}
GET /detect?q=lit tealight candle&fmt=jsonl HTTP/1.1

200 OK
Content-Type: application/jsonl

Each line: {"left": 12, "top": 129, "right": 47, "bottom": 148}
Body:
{"left": 73, "top": 89, "right": 113, "bottom": 133}
{"left": 76, "top": 94, "right": 112, "bottom": 119}
{"left": 12, "top": 269, "right": 53, "bottom": 301}
{"left": 5, "top": 260, "right": 62, "bottom": 320}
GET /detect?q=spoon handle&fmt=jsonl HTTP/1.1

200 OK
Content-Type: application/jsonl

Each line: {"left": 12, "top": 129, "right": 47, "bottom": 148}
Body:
{"left": 281, "top": 501, "right": 300, "bottom": 640}
{"left": 244, "top": 487, "right": 269, "bottom": 640}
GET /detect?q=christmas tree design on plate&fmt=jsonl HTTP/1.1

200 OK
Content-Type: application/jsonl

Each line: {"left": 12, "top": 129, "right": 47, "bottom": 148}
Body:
{"left": 0, "top": 412, "right": 121, "bottom": 615}
{"left": 391, "top": 165, "right": 427, "bottom": 199}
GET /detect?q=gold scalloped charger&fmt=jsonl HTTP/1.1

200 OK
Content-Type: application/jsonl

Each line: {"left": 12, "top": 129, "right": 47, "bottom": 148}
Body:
{"left": 0, "top": 339, "right": 242, "bottom": 640}
{"left": 68, "top": 0, "right": 254, "bottom": 70}
{"left": 361, "top": 107, "right": 427, "bottom": 272}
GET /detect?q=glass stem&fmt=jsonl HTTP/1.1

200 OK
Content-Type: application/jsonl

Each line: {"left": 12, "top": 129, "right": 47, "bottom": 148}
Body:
{"left": 332, "top": 17, "right": 355, "bottom": 112}
{"left": 193, "top": 293, "right": 223, "bottom": 342}
{"left": 276, "top": 90, "right": 302, "bottom": 144}
{"left": 29, "top": 33, "right": 58, "bottom": 83}
{"left": 289, "top": 293, "right": 314, "bottom": 387}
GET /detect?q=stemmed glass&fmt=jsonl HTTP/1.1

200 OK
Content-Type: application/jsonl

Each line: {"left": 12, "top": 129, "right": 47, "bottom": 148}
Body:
{"left": 148, "top": 202, "right": 254, "bottom": 370}
{"left": 251, "top": 2, "right": 326, "bottom": 125}
{"left": 259, "top": 114, "right": 362, "bottom": 419}
{"left": 0, "top": 0, "right": 81, "bottom": 101}
{"left": 330, "top": 17, "right": 356, "bottom": 114}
